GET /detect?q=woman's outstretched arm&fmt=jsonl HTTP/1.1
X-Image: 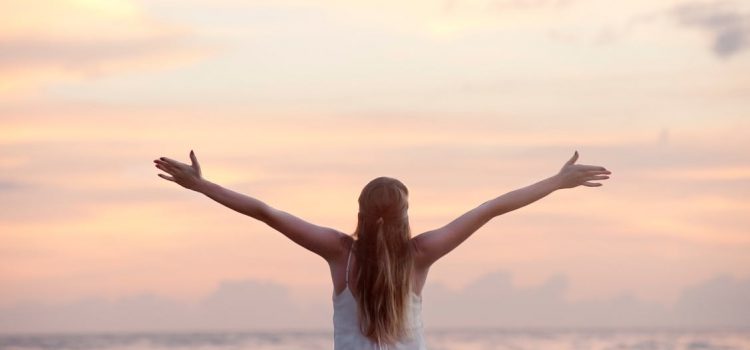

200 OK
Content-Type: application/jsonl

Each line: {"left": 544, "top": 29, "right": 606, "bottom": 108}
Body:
{"left": 412, "top": 151, "right": 611, "bottom": 268}
{"left": 154, "top": 151, "right": 346, "bottom": 262}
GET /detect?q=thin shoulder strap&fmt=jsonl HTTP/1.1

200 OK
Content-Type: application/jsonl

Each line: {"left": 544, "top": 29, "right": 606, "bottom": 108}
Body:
{"left": 345, "top": 241, "right": 354, "bottom": 288}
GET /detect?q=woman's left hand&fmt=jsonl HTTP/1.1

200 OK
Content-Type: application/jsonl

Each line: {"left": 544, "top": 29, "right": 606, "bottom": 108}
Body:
{"left": 153, "top": 150, "right": 204, "bottom": 191}
{"left": 556, "top": 151, "right": 611, "bottom": 189}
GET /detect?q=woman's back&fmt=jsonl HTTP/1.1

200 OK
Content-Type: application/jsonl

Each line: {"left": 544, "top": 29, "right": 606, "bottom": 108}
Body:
{"left": 333, "top": 240, "right": 427, "bottom": 350}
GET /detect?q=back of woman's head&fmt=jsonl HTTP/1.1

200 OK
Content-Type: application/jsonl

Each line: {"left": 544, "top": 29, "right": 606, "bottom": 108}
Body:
{"left": 353, "top": 176, "right": 413, "bottom": 345}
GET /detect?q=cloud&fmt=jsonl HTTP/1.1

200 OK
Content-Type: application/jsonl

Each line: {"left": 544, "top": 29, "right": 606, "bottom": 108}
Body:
{"left": 1, "top": 271, "right": 748, "bottom": 333}
{"left": 0, "top": 279, "right": 329, "bottom": 333}
{"left": 196, "top": 280, "right": 315, "bottom": 329}
{"left": 423, "top": 271, "right": 669, "bottom": 328}
{"left": 0, "top": 0, "right": 208, "bottom": 96}
{"left": 0, "top": 36, "right": 198, "bottom": 73}
{"left": 671, "top": 1, "right": 750, "bottom": 58}
{"left": 673, "top": 274, "right": 750, "bottom": 326}
{"left": 543, "top": 1, "right": 750, "bottom": 54}
{"left": 425, "top": 270, "right": 750, "bottom": 328}
{"left": 0, "top": 180, "right": 25, "bottom": 192}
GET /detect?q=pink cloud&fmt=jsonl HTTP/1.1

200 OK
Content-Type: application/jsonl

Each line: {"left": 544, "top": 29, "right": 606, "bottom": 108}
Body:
{"left": 0, "top": 0, "right": 209, "bottom": 96}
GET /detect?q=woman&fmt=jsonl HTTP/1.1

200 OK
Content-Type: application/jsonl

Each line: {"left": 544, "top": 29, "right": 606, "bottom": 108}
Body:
{"left": 153, "top": 150, "right": 610, "bottom": 349}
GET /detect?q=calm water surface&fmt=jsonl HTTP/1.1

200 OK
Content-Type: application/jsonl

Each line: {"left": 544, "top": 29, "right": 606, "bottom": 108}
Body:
{"left": 1, "top": 329, "right": 748, "bottom": 350}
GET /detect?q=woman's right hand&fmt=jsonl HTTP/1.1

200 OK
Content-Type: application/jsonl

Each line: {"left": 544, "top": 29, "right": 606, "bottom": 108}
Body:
{"left": 153, "top": 150, "right": 204, "bottom": 191}
{"left": 556, "top": 151, "right": 611, "bottom": 189}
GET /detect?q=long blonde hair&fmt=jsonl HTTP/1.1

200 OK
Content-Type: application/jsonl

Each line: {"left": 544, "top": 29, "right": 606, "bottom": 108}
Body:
{"left": 352, "top": 176, "right": 414, "bottom": 345}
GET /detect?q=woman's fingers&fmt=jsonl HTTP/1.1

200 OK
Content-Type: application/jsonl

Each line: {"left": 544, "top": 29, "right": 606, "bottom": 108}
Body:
{"left": 154, "top": 159, "right": 174, "bottom": 167}
{"left": 155, "top": 158, "right": 190, "bottom": 175}
{"left": 154, "top": 162, "right": 174, "bottom": 174}
{"left": 158, "top": 173, "right": 175, "bottom": 182}
{"left": 578, "top": 164, "right": 607, "bottom": 171}
{"left": 565, "top": 150, "right": 579, "bottom": 166}
{"left": 160, "top": 157, "right": 184, "bottom": 168}
{"left": 189, "top": 150, "right": 201, "bottom": 174}
{"left": 581, "top": 181, "right": 602, "bottom": 187}
{"left": 154, "top": 159, "right": 170, "bottom": 166}
{"left": 587, "top": 175, "right": 610, "bottom": 180}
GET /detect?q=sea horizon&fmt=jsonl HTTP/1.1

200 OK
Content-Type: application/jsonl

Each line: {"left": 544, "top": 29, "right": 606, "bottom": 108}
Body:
{"left": 2, "top": 327, "right": 749, "bottom": 350}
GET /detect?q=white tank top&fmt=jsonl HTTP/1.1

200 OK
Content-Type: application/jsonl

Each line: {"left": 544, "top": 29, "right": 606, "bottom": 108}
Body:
{"left": 332, "top": 242, "right": 427, "bottom": 350}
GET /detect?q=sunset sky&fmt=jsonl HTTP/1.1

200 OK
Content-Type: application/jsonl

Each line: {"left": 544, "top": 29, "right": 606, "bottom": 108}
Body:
{"left": 1, "top": 0, "right": 749, "bottom": 331}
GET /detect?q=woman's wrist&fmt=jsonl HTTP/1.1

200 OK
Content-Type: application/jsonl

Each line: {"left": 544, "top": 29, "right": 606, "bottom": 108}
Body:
{"left": 548, "top": 174, "right": 565, "bottom": 190}
{"left": 191, "top": 178, "right": 212, "bottom": 193}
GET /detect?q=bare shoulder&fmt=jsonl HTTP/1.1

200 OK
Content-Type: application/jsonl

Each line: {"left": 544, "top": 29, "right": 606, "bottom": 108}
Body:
{"left": 409, "top": 234, "right": 431, "bottom": 295}
{"left": 410, "top": 233, "right": 431, "bottom": 270}
{"left": 339, "top": 233, "right": 354, "bottom": 250}
{"left": 330, "top": 233, "right": 354, "bottom": 263}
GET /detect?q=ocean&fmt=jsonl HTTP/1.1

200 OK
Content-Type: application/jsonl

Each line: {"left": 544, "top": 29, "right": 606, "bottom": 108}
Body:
{"left": 1, "top": 329, "right": 749, "bottom": 350}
